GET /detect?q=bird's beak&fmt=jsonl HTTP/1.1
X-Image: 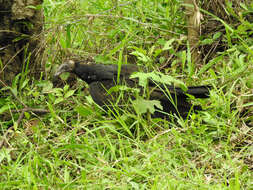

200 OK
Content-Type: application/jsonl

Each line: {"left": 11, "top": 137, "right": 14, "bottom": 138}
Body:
{"left": 54, "top": 60, "right": 75, "bottom": 77}
{"left": 54, "top": 64, "right": 67, "bottom": 77}
{"left": 54, "top": 65, "right": 65, "bottom": 77}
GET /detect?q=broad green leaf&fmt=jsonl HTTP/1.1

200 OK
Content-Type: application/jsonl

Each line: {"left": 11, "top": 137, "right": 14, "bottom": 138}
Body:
{"left": 54, "top": 97, "right": 64, "bottom": 104}
{"left": 42, "top": 81, "right": 53, "bottom": 93}
{"left": 201, "top": 39, "right": 213, "bottom": 45}
{"left": 64, "top": 90, "right": 75, "bottom": 98}
{"left": 33, "top": 91, "right": 40, "bottom": 98}
{"left": 48, "top": 93, "right": 55, "bottom": 103}
{"left": 63, "top": 84, "right": 69, "bottom": 92}
{"left": 24, "top": 112, "right": 31, "bottom": 119}
{"left": 130, "top": 51, "right": 150, "bottom": 62}
{"left": 107, "top": 85, "right": 138, "bottom": 94}
{"left": 0, "top": 105, "right": 11, "bottom": 114}
{"left": 11, "top": 88, "right": 18, "bottom": 97}
{"left": 130, "top": 72, "right": 149, "bottom": 87}
{"left": 154, "top": 49, "right": 163, "bottom": 57}
{"left": 149, "top": 45, "right": 155, "bottom": 55}
{"left": 52, "top": 88, "right": 63, "bottom": 96}
{"left": 0, "top": 98, "right": 7, "bottom": 105}
{"left": 128, "top": 46, "right": 147, "bottom": 54}
{"left": 131, "top": 72, "right": 187, "bottom": 90}
{"left": 47, "top": 102, "right": 56, "bottom": 118}
{"left": 20, "top": 78, "right": 29, "bottom": 90}
{"left": 159, "top": 73, "right": 187, "bottom": 90}
{"left": 13, "top": 122, "right": 18, "bottom": 131}
{"left": 213, "top": 32, "right": 222, "bottom": 40}
{"left": 132, "top": 97, "right": 163, "bottom": 115}
{"left": 162, "top": 38, "right": 175, "bottom": 50}
{"left": 60, "top": 72, "right": 70, "bottom": 80}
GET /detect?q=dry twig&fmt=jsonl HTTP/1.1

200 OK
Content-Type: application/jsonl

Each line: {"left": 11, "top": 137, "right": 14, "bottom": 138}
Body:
{"left": 0, "top": 81, "right": 49, "bottom": 148}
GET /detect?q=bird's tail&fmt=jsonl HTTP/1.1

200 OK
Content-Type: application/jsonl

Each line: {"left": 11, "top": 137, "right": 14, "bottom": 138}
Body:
{"left": 186, "top": 85, "right": 211, "bottom": 98}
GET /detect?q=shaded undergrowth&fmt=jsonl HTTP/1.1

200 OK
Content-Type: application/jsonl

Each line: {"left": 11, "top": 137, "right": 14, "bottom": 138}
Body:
{"left": 0, "top": 0, "right": 252, "bottom": 189}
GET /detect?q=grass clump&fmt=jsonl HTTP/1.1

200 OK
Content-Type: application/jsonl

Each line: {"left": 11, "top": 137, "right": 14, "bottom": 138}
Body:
{"left": 0, "top": 0, "right": 252, "bottom": 189}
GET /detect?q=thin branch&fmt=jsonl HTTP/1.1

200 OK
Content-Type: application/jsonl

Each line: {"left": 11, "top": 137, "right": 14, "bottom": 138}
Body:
{"left": 10, "top": 108, "right": 50, "bottom": 113}
{"left": 16, "top": 109, "right": 25, "bottom": 127}
{"left": 0, "top": 82, "right": 49, "bottom": 149}
{"left": 159, "top": 43, "right": 180, "bottom": 70}
{"left": 0, "top": 107, "right": 49, "bottom": 149}
{"left": 0, "top": 45, "right": 25, "bottom": 75}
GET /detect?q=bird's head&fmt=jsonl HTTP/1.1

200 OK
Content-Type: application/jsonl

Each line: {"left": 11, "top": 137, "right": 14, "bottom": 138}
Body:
{"left": 54, "top": 60, "right": 75, "bottom": 77}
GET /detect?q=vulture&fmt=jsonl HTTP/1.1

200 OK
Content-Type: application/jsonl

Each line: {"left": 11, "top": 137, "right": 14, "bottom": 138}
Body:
{"left": 54, "top": 60, "right": 211, "bottom": 119}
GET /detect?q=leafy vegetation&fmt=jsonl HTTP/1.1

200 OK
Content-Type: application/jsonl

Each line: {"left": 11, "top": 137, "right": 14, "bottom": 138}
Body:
{"left": 0, "top": 0, "right": 252, "bottom": 189}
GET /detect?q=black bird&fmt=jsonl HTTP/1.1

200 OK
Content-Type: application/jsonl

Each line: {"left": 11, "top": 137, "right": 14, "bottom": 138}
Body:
{"left": 54, "top": 60, "right": 211, "bottom": 119}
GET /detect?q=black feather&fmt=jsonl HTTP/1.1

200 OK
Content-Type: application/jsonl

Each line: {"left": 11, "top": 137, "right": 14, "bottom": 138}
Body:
{"left": 55, "top": 61, "right": 211, "bottom": 119}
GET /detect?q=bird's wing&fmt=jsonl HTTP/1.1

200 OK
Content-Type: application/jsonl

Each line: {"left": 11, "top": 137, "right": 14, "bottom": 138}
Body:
{"left": 90, "top": 64, "right": 139, "bottom": 81}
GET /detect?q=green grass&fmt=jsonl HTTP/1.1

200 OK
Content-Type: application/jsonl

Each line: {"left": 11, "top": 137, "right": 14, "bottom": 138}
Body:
{"left": 0, "top": 0, "right": 252, "bottom": 189}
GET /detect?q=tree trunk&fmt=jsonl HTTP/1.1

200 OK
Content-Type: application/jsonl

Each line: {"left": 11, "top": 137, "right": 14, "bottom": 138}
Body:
{"left": 0, "top": 0, "right": 44, "bottom": 87}
{"left": 184, "top": 0, "right": 202, "bottom": 66}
